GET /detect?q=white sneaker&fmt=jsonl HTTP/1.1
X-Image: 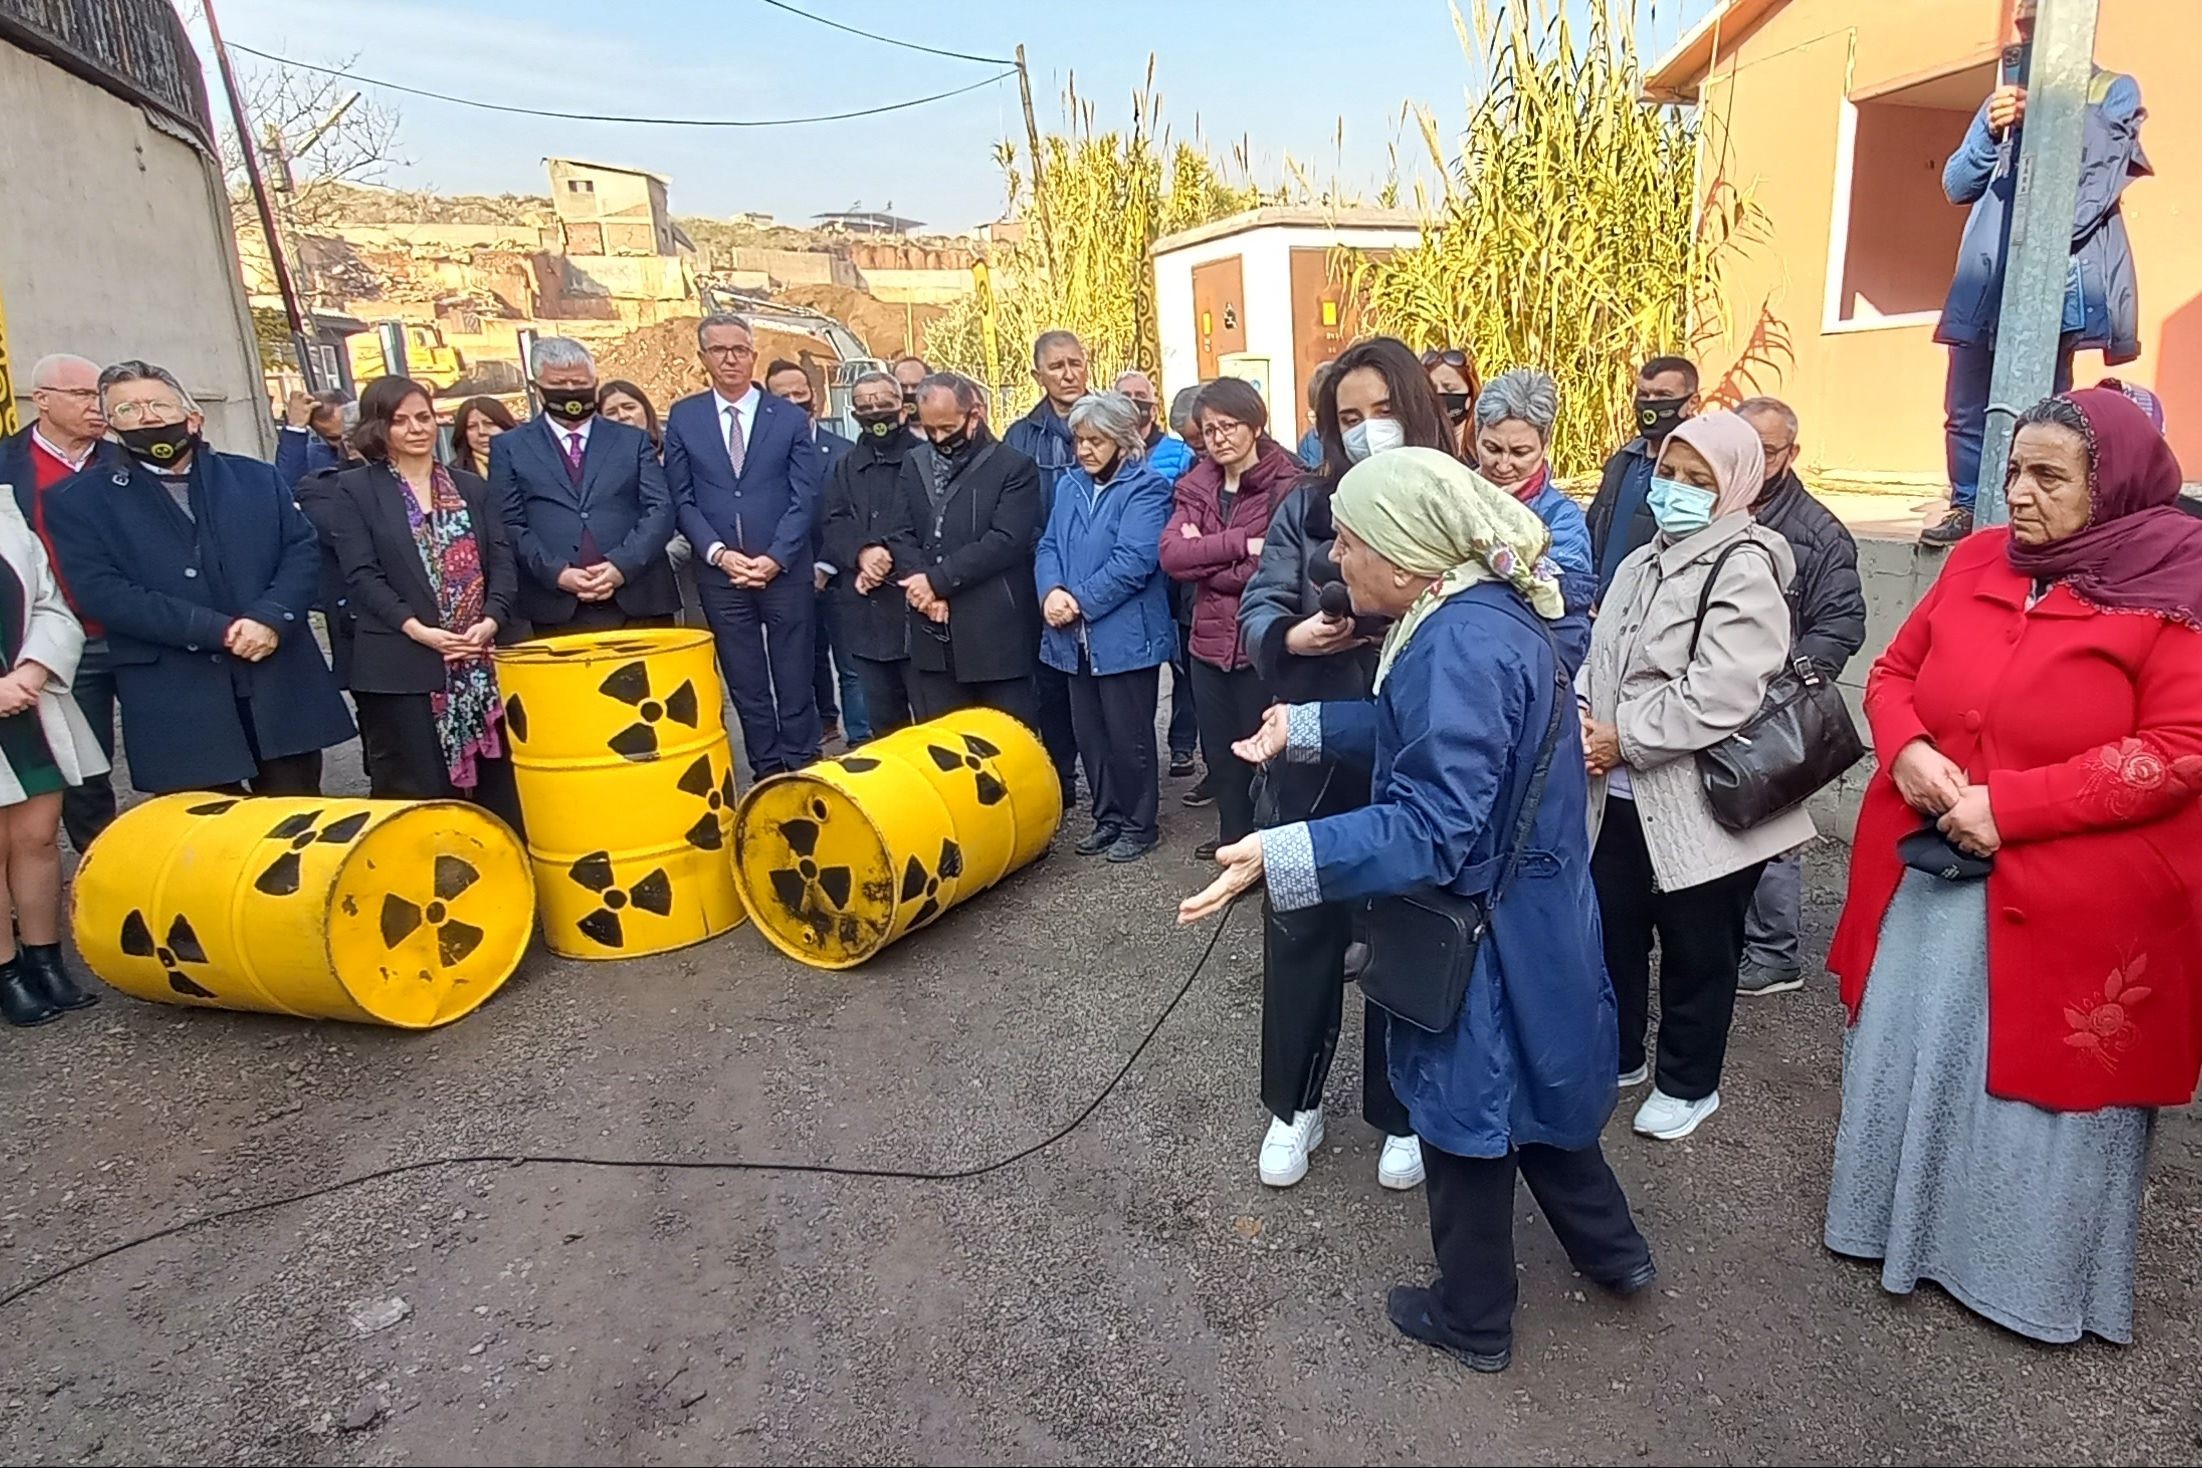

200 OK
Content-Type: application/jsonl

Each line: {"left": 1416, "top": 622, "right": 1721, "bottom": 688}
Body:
{"left": 1632, "top": 1087, "right": 1720, "bottom": 1141}
{"left": 1259, "top": 1109, "right": 1325, "bottom": 1187}
{"left": 1617, "top": 1063, "right": 1650, "bottom": 1088}
{"left": 1377, "top": 1134, "right": 1425, "bottom": 1190}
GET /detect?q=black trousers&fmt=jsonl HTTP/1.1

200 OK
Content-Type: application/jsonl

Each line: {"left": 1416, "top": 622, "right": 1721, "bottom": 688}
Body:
{"left": 851, "top": 655, "right": 915, "bottom": 738}
{"left": 62, "top": 637, "right": 119, "bottom": 852}
{"left": 527, "top": 605, "right": 675, "bottom": 638}
{"left": 1032, "top": 661, "right": 1089, "bottom": 802}
{"left": 1066, "top": 660, "right": 1160, "bottom": 844}
{"left": 1190, "top": 660, "right": 1268, "bottom": 844}
{"left": 908, "top": 667, "right": 1040, "bottom": 729}
{"left": 205, "top": 752, "right": 323, "bottom": 797}
{"left": 1424, "top": 1141, "right": 1652, "bottom": 1356}
{"left": 1591, "top": 796, "right": 1764, "bottom": 1100}
{"left": 1167, "top": 621, "right": 1199, "bottom": 760}
{"left": 353, "top": 691, "right": 527, "bottom": 836}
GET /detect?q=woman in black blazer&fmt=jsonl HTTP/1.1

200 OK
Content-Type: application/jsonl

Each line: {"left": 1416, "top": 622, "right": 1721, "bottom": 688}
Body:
{"left": 299, "top": 376, "right": 523, "bottom": 832}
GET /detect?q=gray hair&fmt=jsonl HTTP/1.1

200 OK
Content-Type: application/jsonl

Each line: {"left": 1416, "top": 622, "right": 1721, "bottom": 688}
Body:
{"left": 695, "top": 311, "right": 753, "bottom": 351}
{"left": 30, "top": 353, "right": 98, "bottom": 389}
{"left": 1112, "top": 369, "right": 1155, "bottom": 395}
{"left": 97, "top": 359, "right": 197, "bottom": 413}
{"left": 1734, "top": 395, "right": 1800, "bottom": 439}
{"left": 1474, "top": 368, "right": 1560, "bottom": 442}
{"left": 1167, "top": 383, "right": 1203, "bottom": 435}
{"left": 851, "top": 370, "right": 901, "bottom": 398}
{"left": 1066, "top": 390, "right": 1148, "bottom": 460}
{"left": 1032, "top": 329, "right": 1083, "bottom": 368}
{"left": 915, "top": 372, "right": 980, "bottom": 414}
{"left": 528, "top": 336, "right": 594, "bottom": 377}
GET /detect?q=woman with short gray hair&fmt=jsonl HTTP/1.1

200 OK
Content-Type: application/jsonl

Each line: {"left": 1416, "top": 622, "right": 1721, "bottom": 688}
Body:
{"left": 1035, "top": 391, "right": 1176, "bottom": 861}
{"left": 1471, "top": 369, "right": 1595, "bottom": 663}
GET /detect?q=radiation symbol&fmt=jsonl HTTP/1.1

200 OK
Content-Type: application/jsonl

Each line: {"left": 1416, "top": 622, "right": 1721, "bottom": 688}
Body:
{"left": 925, "top": 734, "right": 1007, "bottom": 805}
{"left": 378, "top": 854, "right": 488, "bottom": 968}
{"left": 504, "top": 694, "right": 529, "bottom": 744}
{"left": 839, "top": 756, "right": 881, "bottom": 773}
{"left": 600, "top": 661, "right": 701, "bottom": 760}
{"left": 677, "top": 755, "right": 736, "bottom": 850}
{"left": 253, "top": 808, "right": 374, "bottom": 896}
{"left": 567, "top": 851, "right": 673, "bottom": 948}
{"left": 900, "top": 838, "right": 965, "bottom": 929}
{"left": 120, "top": 910, "right": 216, "bottom": 998}
{"left": 766, "top": 818, "right": 855, "bottom": 916}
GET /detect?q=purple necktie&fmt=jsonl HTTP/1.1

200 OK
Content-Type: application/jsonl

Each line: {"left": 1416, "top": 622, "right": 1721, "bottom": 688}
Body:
{"left": 564, "top": 431, "right": 585, "bottom": 483}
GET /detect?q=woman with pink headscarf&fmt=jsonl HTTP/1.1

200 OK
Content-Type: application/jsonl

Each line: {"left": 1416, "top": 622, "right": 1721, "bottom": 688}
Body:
{"left": 1577, "top": 410, "right": 1811, "bottom": 1142}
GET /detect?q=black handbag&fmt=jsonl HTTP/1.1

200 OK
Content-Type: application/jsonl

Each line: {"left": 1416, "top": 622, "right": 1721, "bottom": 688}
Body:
{"left": 1358, "top": 620, "right": 1569, "bottom": 1035}
{"left": 1688, "top": 539, "right": 1867, "bottom": 832}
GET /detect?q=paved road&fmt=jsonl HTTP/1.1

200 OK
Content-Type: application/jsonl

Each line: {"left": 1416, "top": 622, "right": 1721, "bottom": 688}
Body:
{"left": 2, "top": 759, "right": 2198, "bottom": 1465}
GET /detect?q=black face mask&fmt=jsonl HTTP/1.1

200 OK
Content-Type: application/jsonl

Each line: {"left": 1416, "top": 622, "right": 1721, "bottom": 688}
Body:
{"left": 118, "top": 421, "right": 197, "bottom": 468}
{"left": 536, "top": 384, "right": 597, "bottom": 424}
{"left": 1635, "top": 394, "right": 1690, "bottom": 441}
{"left": 902, "top": 390, "right": 921, "bottom": 414}
{"left": 1438, "top": 391, "right": 1471, "bottom": 425}
{"left": 854, "top": 408, "right": 903, "bottom": 438}
{"left": 930, "top": 424, "right": 972, "bottom": 457}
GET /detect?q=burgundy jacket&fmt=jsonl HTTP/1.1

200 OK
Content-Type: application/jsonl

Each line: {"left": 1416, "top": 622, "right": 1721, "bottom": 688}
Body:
{"left": 1158, "top": 437, "right": 1301, "bottom": 669}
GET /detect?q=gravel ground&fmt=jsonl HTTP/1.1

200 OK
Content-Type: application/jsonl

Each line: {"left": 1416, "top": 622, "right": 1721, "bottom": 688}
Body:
{"left": 2, "top": 739, "right": 2198, "bottom": 1466}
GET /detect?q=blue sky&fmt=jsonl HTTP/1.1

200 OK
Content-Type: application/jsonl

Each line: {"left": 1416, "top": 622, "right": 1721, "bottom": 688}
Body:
{"left": 188, "top": 0, "right": 1719, "bottom": 232}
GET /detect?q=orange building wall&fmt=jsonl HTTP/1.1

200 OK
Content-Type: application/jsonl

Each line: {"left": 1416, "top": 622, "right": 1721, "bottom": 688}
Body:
{"left": 1692, "top": 0, "right": 2201, "bottom": 484}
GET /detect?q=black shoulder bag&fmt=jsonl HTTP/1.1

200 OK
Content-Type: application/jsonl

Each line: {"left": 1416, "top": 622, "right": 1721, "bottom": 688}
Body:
{"left": 1358, "top": 619, "right": 1570, "bottom": 1035}
{"left": 1688, "top": 538, "right": 1865, "bottom": 832}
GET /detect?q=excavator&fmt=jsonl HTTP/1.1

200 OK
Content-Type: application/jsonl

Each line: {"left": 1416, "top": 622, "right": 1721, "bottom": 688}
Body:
{"left": 698, "top": 282, "right": 885, "bottom": 438}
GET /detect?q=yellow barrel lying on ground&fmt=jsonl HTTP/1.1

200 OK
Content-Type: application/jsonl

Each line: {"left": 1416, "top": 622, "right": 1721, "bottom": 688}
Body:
{"left": 71, "top": 793, "right": 533, "bottom": 1028}
{"left": 494, "top": 628, "right": 744, "bottom": 959}
{"left": 732, "top": 707, "right": 1061, "bottom": 969}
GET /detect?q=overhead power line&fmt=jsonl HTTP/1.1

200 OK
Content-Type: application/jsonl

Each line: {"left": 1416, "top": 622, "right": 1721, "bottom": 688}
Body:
{"left": 755, "top": 0, "right": 1015, "bottom": 67}
{"left": 225, "top": 43, "right": 1014, "bottom": 127}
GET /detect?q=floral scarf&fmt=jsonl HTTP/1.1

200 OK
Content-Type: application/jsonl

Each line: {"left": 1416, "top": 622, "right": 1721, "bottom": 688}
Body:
{"left": 403, "top": 462, "right": 504, "bottom": 789}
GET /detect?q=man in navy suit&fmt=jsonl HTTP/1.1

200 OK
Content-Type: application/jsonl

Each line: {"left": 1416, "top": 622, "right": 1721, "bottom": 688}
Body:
{"left": 665, "top": 314, "right": 825, "bottom": 778}
{"left": 491, "top": 337, "right": 678, "bottom": 636}
{"left": 763, "top": 357, "right": 868, "bottom": 745}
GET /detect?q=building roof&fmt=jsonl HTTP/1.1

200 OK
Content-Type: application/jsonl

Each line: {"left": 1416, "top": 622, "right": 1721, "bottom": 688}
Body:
{"left": 814, "top": 208, "right": 925, "bottom": 234}
{"left": 1149, "top": 205, "right": 1427, "bottom": 258}
{"left": 1642, "top": 0, "right": 1791, "bottom": 104}
{"left": 544, "top": 156, "right": 671, "bottom": 186}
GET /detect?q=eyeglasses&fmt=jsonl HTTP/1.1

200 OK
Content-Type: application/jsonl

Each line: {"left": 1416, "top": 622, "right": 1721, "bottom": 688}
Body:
{"left": 1421, "top": 348, "right": 1472, "bottom": 370}
{"left": 104, "top": 399, "right": 186, "bottom": 427}
{"left": 1201, "top": 419, "right": 1252, "bottom": 440}
{"left": 701, "top": 343, "right": 756, "bottom": 361}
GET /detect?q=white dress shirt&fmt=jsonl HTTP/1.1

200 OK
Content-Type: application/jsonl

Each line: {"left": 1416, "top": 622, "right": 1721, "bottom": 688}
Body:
{"left": 705, "top": 385, "right": 765, "bottom": 566}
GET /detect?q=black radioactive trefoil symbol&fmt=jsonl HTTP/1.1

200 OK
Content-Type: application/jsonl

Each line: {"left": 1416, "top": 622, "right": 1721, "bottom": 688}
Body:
{"left": 766, "top": 818, "right": 855, "bottom": 917}
{"left": 567, "top": 851, "right": 673, "bottom": 947}
{"left": 900, "top": 837, "right": 965, "bottom": 929}
{"left": 925, "top": 733, "right": 1007, "bottom": 805}
{"left": 378, "top": 854, "right": 488, "bottom": 968}
{"left": 253, "top": 808, "right": 374, "bottom": 897}
{"left": 678, "top": 755, "right": 736, "bottom": 851}
{"left": 600, "top": 660, "right": 700, "bottom": 761}
{"left": 120, "top": 910, "right": 217, "bottom": 999}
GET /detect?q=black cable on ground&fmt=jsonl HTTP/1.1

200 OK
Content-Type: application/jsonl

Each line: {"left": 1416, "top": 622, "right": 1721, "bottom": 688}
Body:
{"left": 0, "top": 899, "right": 1242, "bottom": 1311}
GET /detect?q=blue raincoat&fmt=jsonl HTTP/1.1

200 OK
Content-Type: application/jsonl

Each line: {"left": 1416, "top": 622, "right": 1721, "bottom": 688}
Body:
{"left": 1265, "top": 584, "right": 1617, "bottom": 1158}
{"left": 1032, "top": 456, "right": 1175, "bottom": 677}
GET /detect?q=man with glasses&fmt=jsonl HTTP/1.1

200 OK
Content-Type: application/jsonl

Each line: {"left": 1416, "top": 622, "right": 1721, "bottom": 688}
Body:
{"left": 45, "top": 361, "right": 354, "bottom": 796}
{"left": 491, "top": 336, "right": 677, "bottom": 638}
{"left": 664, "top": 313, "right": 824, "bottom": 779}
{"left": 0, "top": 354, "right": 118, "bottom": 847}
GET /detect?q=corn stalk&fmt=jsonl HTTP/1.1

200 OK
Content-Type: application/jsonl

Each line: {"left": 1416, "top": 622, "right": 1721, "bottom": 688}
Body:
{"left": 1347, "top": 0, "right": 1769, "bottom": 477}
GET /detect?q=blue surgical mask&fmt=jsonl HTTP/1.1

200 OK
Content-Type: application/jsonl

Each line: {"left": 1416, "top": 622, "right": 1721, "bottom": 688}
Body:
{"left": 1646, "top": 475, "right": 1718, "bottom": 536}
{"left": 1342, "top": 417, "right": 1406, "bottom": 464}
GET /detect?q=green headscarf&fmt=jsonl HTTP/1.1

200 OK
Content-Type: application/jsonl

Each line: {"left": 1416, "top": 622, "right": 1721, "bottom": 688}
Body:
{"left": 1329, "top": 445, "right": 1564, "bottom": 689}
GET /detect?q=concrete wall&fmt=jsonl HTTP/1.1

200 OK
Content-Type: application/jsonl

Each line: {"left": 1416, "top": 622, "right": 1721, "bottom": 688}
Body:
{"left": 857, "top": 268, "right": 974, "bottom": 305}
{"left": 1689, "top": 0, "right": 2202, "bottom": 488}
{"left": 1, "top": 42, "right": 266, "bottom": 454}
{"left": 724, "top": 247, "right": 857, "bottom": 288}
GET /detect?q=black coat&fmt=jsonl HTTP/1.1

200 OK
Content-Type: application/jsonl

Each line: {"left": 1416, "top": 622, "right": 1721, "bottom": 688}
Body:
{"left": 1583, "top": 438, "right": 1657, "bottom": 595}
{"left": 490, "top": 415, "right": 677, "bottom": 625}
{"left": 819, "top": 429, "right": 914, "bottom": 663}
{"left": 1238, "top": 478, "right": 1378, "bottom": 705}
{"left": 44, "top": 449, "right": 356, "bottom": 792}
{"left": 883, "top": 427, "right": 1042, "bottom": 684}
{"left": 298, "top": 462, "right": 519, "bottom": 695}
{"left": 1750, "top": 468, "right": 1868, "bottom": 674}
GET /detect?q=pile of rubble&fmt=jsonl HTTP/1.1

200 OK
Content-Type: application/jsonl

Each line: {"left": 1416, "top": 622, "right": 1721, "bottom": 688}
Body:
{"left": 596, "top": 316, "right": 840, "bottom": 412}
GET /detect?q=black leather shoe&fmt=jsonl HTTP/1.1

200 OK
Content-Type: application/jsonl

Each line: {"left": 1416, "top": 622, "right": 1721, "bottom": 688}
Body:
{"left": 1168, "top": 754, "right": 1198, "bottom": 779}
{"left": 1074, "top": 825, "right": 1123, "bottom": 857}
{"left": 21, "top": 943, "right": 97, "bottom": 1011}
{"left": 0, "top": 958, "right": 60, "bottom": 1027}
{"left": 1920, "top": 507, "right": 1974, "bottom": 547}
{"left": 1195, "top": 839, "right": 1221, "bottom": 861}
{"left": 1385, "top": 1285, "right": 1510, "bottom": 1373}
{"left": 1597, "top": 1258, "right": 1659, "bottom": 1297}
{"left": 1104, "top": 834, "right": 1159, "bottom": 864}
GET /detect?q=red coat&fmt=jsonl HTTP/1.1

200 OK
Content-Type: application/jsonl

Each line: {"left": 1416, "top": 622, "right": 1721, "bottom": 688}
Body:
{"left": 1158, "top": 439, "right": 1301, "bottom": 670}
{"left": 1830, "top": 530, "right": 2202, "bottom": 1110}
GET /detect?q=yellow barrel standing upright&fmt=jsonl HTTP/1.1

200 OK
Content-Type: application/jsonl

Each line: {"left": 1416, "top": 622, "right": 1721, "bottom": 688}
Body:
{"left": 71, "top": 793, "right": 534, "bottom": 1028}
{"left": 494, "top": 629, "right": 744, "bottom": 958}
{"left": 732, "top": 708, "right": 1060, "bottom": 969}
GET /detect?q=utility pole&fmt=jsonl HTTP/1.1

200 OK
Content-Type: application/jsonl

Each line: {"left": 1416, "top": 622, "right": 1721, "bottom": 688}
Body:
{"left": 1975, "top": 0, "right": 2100, "bottom": 528}
{"left": 1015, "top": 45, "right": 1057, "bottom": 286}
{"left": 203, "top": 0, "right": 320, "bottom": 386}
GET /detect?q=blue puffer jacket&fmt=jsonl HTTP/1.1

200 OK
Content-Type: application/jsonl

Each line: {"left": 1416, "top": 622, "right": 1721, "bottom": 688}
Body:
{"left": 1033, "top": 455, "right": 1176, "bottom": 677}
{"left": 1516, "top": 473, "right": 1594, "bottom": 676}
{"left": 1936, "top": 70, "right": 2148, "bottom": 363}
{"left": 1146, "top": 432, "right": 1195, "bottom": 486}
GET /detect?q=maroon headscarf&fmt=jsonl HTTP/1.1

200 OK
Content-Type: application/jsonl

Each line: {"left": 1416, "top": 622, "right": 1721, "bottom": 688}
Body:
{"left": 2005, "top": 386, "right": 2202, "bottom": 631}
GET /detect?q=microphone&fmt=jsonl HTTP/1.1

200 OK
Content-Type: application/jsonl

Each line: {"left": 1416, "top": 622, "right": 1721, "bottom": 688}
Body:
{"left": 1318, "top": 580, "right": 1354, "bottom": 621}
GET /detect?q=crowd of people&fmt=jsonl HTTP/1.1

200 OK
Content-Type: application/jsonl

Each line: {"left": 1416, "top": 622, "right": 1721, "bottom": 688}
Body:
{"left": 2, "top": 280, "right": 2196, "bottom": 1375}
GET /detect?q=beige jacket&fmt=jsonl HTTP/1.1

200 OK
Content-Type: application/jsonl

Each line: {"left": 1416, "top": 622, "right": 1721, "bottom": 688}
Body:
{"left": 0, "top": 488, "right": 109, "bottom": 806}
{"left": 1583, "top": 512, "right": 1813, "bottom": 890}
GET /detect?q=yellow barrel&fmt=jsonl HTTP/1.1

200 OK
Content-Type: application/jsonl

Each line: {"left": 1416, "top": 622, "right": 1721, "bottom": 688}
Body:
{"left": 70, "top": 793, "right": 533, "bottom": 1028}
{"left": 732, "top": 708, "right": 1061, "bottom": 969}
{"left": 493, "top": 628, "right": 744, "bottom": 959}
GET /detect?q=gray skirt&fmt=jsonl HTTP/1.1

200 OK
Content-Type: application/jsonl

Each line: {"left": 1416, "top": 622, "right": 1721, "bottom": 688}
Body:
{"left": 1823, "top": 870, "right": 2152, "bottom": 1345}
